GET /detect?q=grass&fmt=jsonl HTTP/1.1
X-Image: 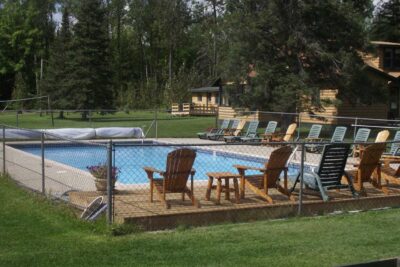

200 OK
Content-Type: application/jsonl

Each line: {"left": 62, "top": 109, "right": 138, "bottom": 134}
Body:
{"left": 0, "top": 111, "right": 216, "bottom": 138}
{"left": 1, "top": 175, "right": 400, "bottom": 266}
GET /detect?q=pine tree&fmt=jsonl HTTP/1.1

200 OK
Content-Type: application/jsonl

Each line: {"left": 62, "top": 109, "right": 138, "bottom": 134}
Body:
{"left": 41, "top": 7, "right": 73, "bottom": 116}
{"left": 67, "top": 0, "right": 113, "bottom": 114}
{"left": 371, "top": 0, "right": 400, "bottom": 42}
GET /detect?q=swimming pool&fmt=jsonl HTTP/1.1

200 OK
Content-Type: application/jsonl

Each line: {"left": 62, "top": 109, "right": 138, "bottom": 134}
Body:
{"left": 12, "top": 143, "right": 300, "bottom": 185}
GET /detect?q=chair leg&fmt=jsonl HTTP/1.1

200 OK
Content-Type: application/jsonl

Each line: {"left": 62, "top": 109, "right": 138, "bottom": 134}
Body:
{"left": 290, "top": 173, "right": 301, "bottom": 193}
{"left": 185, "top": 187, "right": 201, "bottom": 208}
{"left": 245, "top": 180, "right": 274, "bottom": 203}
{"left": 150, "top": 180, "right": 153, "bottom": 202}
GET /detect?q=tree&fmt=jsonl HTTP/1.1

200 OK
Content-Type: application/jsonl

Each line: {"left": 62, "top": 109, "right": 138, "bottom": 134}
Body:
{"left": 67, "top": 0, "right": 113, "bottom": 114}
{"left": 371, "top": 0, "right": 400, "bottom": 42}
{"left": 222, "top": 0, "right": 379, "bottom": 113}
{"left": 41, "top": 6, "right": 73, "bottom": 117}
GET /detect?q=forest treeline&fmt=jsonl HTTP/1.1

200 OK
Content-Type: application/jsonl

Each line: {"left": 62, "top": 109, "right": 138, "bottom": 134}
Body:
{"left": 0, "top": 0, "right": 399, "bottom": 112}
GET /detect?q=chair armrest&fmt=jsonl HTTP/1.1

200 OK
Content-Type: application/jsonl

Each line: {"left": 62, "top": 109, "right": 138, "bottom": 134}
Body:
{"left": 143, "top": 167, "right": 165, "bottom": 175}
{"left": 234, "top": 164, "right": 266, "bottom": 172}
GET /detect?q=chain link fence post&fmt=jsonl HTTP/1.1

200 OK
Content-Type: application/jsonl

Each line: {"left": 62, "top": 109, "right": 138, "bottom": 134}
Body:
{"left": 41, "top": 132, "right": 45, "bottom": 194}
{"left": 2, "top": 125, "right": 5, "bottom": 174}
{"left": 107, "top": 140, "right": 113, "bottom": 224}
{"left": 155, "top": 109, "right": 158, "bottom": 139}
{"left": 298, "top": 142, "right": 305, "bottom": 216}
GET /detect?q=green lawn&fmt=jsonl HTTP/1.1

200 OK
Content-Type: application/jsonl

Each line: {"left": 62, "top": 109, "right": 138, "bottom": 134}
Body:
{"left": 0, "top": 111, "right": 216, "bottom": 138}
{"left": 1, "top": 175, "right": 400, "bottom": 267}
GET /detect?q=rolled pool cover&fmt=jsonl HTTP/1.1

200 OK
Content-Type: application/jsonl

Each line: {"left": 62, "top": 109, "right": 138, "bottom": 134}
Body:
{"left": 45, "top": 128, "right": 96, "bottom": 140}
{"left": 95, "top": 127, "right": 144, "bottom": 138}
{"left": 4, "top": 129, "right": 42, "bottom": 139}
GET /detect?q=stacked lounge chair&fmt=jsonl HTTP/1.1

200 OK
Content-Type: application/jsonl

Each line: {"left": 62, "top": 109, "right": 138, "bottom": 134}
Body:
{"left": 208, "top": 119, "right": 241, "bottom": 140}
{"left": 197, "top": 119, "right": 230, "bottom": 139}
{"left": 241, "top": 121, "right": 278, "bottom": 142}
{"left": 224, "top": 120, "right": 259, "bottom": 142}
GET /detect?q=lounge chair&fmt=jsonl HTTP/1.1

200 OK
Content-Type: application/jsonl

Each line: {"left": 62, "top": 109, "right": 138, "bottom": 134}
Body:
{"left": 352, "top": 128, "right": 371, "bottom": 157}
{"left": 262, "top": 123, "right": 297, "bottom": 144}
{"left": 314, "top": 126, "right": 347, "bottom": 153}
{"left": 224, "top": 120, "right": 259, "bottom": 142}
{"left": 208, "top": 119, "right": 240, "bottom": 140}
{"left": 143, "top": 148, "right": 200, "bottom": 209}
{"left": 345, "top": 143, "right": 386, "bottom": 195}
{"left": 197, "top": 119, "right": 230, "bottom": 139}
{"left": 304, "top": 124, "right": 323, "bottom": 152}
{"left": 241, "top": 121, "right": 278, "bottom": 142}
{"left": 234, "top": 146, "right": 294, "bottom": 203}
{"left": 290, "top": 144, "right": 356, "bottom": 201}
{"left": 382, "top": 130, "right": 400, "bottom": 157}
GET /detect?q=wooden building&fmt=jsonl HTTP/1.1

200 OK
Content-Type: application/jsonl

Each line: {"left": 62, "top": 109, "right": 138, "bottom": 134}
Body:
{"left": 184, "top": 41, "right": 400, "bottom": 123}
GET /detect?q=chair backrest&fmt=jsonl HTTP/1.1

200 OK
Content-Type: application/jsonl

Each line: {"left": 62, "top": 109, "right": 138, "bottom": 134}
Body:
{"left": 234, "top": 120, "right": 246, "bottom": 136}
{"left": 264, "top": 121, "right": 278, "bottom": 135}
{"left": 375, "top": 130, "right": 390, "bottom": 143}
{"left": 164, "top": 148, "right": 196, "bottom": 191}
{"left": 316, "top": 144, "right": 350, "bottom": 189}
{"left": 389, "top": 130, "right": 400, "bottom": 155}
{"left": 307, "top": 124, "right": 323, "bottom": 139}
{"left": 354, "top": 128, "right": 371, "bottom": 143}
{"left": 357, "top": 143, "right": 386, "bottom": 183}
{"left": 283, "top": 123, "right": 297, "bottom": 142}
{"left": 264, "top": 146, "right": 293, "bottom": 187}
{"left": 330, "top": 126, "right": 347, "bottom": 143}
{"left": 220, "top": 119, "right": 230, "bottom": 130}
{"left": 244, "top": 120, "right": 259, "bottom": 138}
{"left": 230, "top": 119, "right": 240, "bottom": 130}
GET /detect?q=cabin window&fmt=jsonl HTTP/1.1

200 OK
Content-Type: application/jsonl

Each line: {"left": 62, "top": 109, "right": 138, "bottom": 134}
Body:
{"left": 395, "top": 49, "right": 400, "bottom": 68}
{"left": 207, "top": 93, "right": 212, "bottom": 102}
{"left": 197, "top": 94, "right": 202, "bottom": 102}
{"left": 383, "top": 48, "right": 400, "bottom": 69}
{"left": 383, "top": 48, "right": 393, "bottom": 68}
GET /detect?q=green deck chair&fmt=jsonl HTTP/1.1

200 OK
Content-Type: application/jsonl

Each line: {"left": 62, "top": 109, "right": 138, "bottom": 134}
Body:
{"left": 315, "top": 126, "right": 347, "bottom": 153}
{"left": 352, "top": 128, "right": 371, "bottom": 156}
{"left": 197, "top": 119, "right": 230, "bottom": 139}
{"left": 290, "top": 143, "right": 357, "bottom": 202}
{"left": 208, "top": 119, "right": 240, "bottom": 140}
{"left": 386, "top": 130, "right": 400, "bottom": 156}
{"left": 224, "top": 120, "right": 259, "bottom": 142}
{"left": 241, "top": 121, "right": 278, "bottom": 142}
{"left": 304, "top": 124, "right": 323, "bottom": 152}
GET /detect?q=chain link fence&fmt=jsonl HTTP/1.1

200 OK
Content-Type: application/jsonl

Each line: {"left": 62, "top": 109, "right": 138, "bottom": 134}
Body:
{"left": 1, "top": 113, "right": 400, "bottom": 230}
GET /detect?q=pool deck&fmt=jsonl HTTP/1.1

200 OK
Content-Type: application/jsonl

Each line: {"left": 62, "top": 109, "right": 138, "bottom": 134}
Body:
{"left": 4, "top": 137, "right": 400, "bottom": 230}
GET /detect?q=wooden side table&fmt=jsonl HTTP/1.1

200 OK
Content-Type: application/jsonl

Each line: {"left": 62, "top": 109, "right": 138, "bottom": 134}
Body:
{"left": 205, "top": 172, "right": 241, "bottom": 204}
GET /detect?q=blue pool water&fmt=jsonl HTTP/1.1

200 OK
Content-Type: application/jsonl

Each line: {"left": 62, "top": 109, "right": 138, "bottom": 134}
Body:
{"left": 13, "top": 144, "right": 300, "bottom": 184}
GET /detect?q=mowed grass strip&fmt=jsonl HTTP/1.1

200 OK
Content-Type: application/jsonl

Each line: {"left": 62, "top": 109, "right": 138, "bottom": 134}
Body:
{"left": 0, "top": 111, "right": 216, "bottom": 138}
{"left": 1, "top": 176, "right": 400, "bottom": 267}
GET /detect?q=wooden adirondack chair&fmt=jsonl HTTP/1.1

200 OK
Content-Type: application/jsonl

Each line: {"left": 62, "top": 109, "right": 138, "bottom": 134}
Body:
{"left": 290, "top": 144, "right": 356, "bottom": 201}
{"left": 262, "top": 123, "right": 297, "bottom": 144}
{"left": 143, "top": 148, "right": 200, "bottom": 209}
{"left": 234, "top": 146, "right": 294, "bottom": 203}
{"left": 345, "top": 143, "right": 386, "bottom": 195}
